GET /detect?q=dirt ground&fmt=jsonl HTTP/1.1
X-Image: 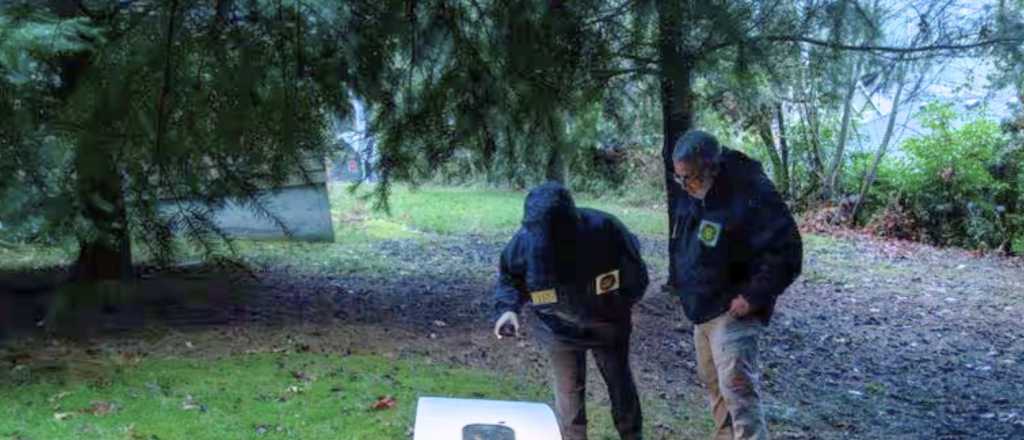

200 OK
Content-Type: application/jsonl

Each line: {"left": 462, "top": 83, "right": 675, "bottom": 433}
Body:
{"left": 2, "top": 231, "right": 1023, "bottom": 439}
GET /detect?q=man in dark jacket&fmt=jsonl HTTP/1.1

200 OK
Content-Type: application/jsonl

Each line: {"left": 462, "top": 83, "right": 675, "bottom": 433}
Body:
{"left": 493, "top": 181, "right": 649, "bottom": 440}
{"left": 668, "top": 130, "right": 802, "bottom": 440}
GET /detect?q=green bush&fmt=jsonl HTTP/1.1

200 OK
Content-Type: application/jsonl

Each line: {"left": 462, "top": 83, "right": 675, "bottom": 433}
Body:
{"left": 845, "top": 151, "right": 909, "bottom": 220}
{"left": 887, "top": 103, "right": 1022, "bottom": 252}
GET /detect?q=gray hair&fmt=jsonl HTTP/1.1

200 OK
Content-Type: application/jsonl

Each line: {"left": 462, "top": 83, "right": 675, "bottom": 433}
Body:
{"left": 672, "top": 130, "right": 722, "bottom": 172}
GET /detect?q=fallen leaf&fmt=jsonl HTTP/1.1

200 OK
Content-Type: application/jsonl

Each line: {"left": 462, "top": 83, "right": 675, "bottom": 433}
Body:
{"left": 118, "top": 352, "right": 143, "bottom": 365}
{"left": 81, "top": 400, "right": 116, "bottom": 416}
{"left": 371, "top": 395, "right": 397, "bottom": 410}
{"left": 182, "top": 394, "right": 203, "bottom": 411}
{"left": 48, "top": 391, "right": 71, "bottom": 404}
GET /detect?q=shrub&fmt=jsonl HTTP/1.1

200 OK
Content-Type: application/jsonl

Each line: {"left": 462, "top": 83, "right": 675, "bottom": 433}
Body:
{"left": 889, "top": 103, "right": 1022, "bottom": 252}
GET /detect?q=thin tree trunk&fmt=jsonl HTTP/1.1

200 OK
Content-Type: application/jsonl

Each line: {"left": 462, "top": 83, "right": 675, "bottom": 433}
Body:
{"left": 776, "top": 102, "right": 792, "bottom": 199}
{"left": 754, "top": 107, "right": 785, "bottom": 190}
{"left": 802, "top": 101, "right": 827, "bottom": 183}
{"left": 849, "top": 72, "right": 907, "bottom": 226}
{"left": 481, "top": 125, "right": 497, "bottom": 183}
{"left": 545, "top": 147, "right": 566, "bottom": 183}
{"left": 826, "top": 54, "right": 864, "bottom": 200}
{"left": 503, "top": 124, "right": 524, "bottom": 189}
{"left": 658, "top": 0, "right": 694, "bottom": 289}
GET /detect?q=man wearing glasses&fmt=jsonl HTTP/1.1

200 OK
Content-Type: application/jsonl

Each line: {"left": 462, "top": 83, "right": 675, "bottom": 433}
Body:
{"left": 668, "top": 130, "right": 803, "bottom": 440}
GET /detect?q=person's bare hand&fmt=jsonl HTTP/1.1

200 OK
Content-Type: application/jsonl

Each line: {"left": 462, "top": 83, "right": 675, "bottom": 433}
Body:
{"left": 729, "top": 295, "right": 752, "bottom": 318}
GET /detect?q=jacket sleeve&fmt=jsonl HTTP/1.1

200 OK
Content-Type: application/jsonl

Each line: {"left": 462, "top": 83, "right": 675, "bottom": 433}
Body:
{"left": 613, "top": 219, "right": 650, "bottom": 304}
{"left": 741, "top": 172, "right": 803, "bottom": 309}
{"left": 494, "top": 233, "right": 528, "bottom": 318}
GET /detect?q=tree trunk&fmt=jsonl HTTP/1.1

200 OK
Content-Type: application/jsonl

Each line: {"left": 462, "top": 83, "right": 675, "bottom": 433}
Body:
{"left": 503, "top": 124, "right": 524, "bottom": 189}
{"left": 801, "top": 101, "right": 827, "bottom": 183}
{"left": 481, "top": 125, "right": 497, "bottom": 183}
{"left": 658, "top": 1, "right": 694, "bottom": 289}
{"left": 46, "top": 1, "right": 134, "bottom": 281}
{"left": 776, "top": 102, "right": 792, "bottom": 199}
{"left": 849, "top": 72, "right": 906, "bottom": 226}
{"left": 825, "top": 54, "right": 864, "bottom": 200}
{"left": 73, "top": 140, "right": 133, "bottom": 281}
{"left": 754, "top": 107, "right": 785, "bottom": 191}
{"left": 545, "top": 147, "right": 566, "bottom": 183}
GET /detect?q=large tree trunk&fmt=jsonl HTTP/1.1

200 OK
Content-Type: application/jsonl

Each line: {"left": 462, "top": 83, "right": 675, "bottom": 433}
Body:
{"left": 73, "top": 140, "right": 133, "bottom": 281}
{"left": 46, "top": 0, "right": 134, "bottom": 281}
{"left": 658, "top": 1, "right": 694, "bottom": 290}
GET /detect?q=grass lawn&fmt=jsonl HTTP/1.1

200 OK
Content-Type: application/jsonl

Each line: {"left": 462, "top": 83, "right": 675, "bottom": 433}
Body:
{"left": 0, "top": 342, "right": 709, "bottom": 440}
{"left": 0, "top": 352, "right": 549, "bottom": 440}
{"left": 329, "top": 183, "right": 668, "bottom": 239}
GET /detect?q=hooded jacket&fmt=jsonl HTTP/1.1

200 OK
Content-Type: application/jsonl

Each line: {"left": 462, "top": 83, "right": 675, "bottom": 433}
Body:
{"left": 494, "top": 182, "right": 649, "bottom": 346}
{"left": 670, "top": 148, "right": 803, "bottom": 325}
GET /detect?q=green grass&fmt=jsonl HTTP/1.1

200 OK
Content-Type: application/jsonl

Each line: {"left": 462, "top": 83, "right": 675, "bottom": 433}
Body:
{"left": 0, "top": 350, "right": 710, "bottom": 440}
{"left": 328, "top": 183, "right": 667, "bottom": 238}
{"left": 0, "top": 353, "right": 548, "bottom": 440}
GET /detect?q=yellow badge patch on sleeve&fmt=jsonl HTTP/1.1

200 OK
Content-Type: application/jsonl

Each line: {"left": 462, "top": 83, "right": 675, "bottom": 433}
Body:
{"left": 595, "top": 270, "right": 620, "bottom": 295}
{"left": 530, "top": 289, "right": 558, "bottom": 305}
{"left": 697, "top": 220, "right": 722, "bottom": 247}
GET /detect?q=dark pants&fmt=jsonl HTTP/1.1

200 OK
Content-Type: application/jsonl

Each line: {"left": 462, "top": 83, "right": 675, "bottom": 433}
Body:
{"left": 549, "top": 340, "right": 642, "bottom": 440}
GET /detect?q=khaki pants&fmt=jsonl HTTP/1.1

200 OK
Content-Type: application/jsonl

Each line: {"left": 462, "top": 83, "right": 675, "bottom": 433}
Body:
{"left": 693, "top": 313, "right": 768, "bottom": 440}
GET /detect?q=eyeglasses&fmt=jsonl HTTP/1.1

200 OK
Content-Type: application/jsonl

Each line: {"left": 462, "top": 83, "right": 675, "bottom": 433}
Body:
{"left": 673, "top": 172, "right": 703, "bottom": 187}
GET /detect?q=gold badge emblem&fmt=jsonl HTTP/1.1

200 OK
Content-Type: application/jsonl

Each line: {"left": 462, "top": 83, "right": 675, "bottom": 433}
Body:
{"left": 698, "top": 220, "right": 722, "bottom": 247}
{"left": 595, "top": 270, "right": 620, "bottom": 295}
{"left": 530, "top": 289, "right": 557, "bottom": 305}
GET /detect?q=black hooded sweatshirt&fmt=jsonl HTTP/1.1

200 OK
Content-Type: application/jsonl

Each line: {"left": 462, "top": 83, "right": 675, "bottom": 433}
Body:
{"left": 493, "top": 182, "right": 649, "bottom": 346}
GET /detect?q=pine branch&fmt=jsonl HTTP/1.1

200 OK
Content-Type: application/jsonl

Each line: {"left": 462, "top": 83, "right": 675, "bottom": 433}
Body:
{"left": 706, "top": 35, "right": 1023, "bottom": 55}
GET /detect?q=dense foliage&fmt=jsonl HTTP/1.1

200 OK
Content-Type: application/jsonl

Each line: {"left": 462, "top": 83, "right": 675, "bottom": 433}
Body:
{"left": 1, "top": 0, "right": 1023, "bottom": 276}
{"left": 850, "top": 105, "right": 1023, "bottom": 252}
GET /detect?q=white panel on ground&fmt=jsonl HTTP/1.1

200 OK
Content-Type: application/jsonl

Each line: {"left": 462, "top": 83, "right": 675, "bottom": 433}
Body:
{"left": 413, "top": 397, "right": 562, "bottom": 440}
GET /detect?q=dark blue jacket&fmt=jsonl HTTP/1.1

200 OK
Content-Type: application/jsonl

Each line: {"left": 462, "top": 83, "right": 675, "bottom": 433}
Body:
{"left": 670, "top": 148, "right": 802, "bottom": 325}
{"left": 494, "top": 183, "right": 649, "bottom": 346}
